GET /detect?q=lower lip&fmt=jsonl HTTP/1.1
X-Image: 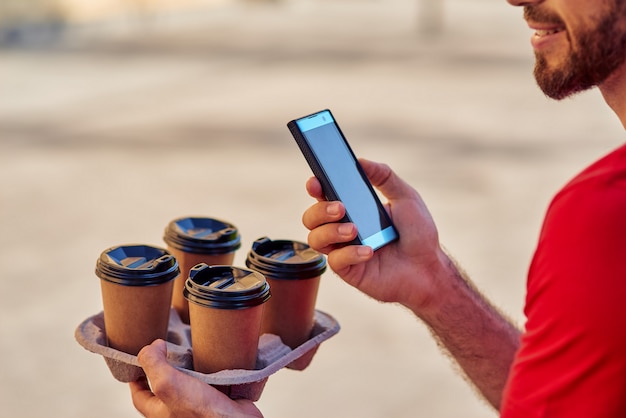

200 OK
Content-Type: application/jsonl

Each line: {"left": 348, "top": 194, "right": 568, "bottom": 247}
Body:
{"left": 530, "top": 30, "right": 566, "bottom": 50}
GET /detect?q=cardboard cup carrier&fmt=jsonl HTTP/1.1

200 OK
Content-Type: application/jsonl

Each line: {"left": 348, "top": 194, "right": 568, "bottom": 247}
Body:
{"left": 76, "top": 234, "right": 339, "bottom": 401}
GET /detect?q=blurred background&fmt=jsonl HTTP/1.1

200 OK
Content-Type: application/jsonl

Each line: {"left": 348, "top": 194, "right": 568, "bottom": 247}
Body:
{"left": 1, "top": 0, "right": 623, "bottom": 417}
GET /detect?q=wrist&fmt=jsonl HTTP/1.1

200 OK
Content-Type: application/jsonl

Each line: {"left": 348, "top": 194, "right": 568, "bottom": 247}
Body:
{"left": 399, "top": 247, "right": 457, "bottom": 316}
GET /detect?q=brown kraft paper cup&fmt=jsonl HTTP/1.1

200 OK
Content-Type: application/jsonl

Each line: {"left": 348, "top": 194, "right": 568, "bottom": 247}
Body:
{"left": 245, "top": 237, "right": 326, "bottom": 349}
{"left": 184, "top": 264, "right": 271, "bottom": 375}
{"left": 95, "top": 244, "right": 179, "bottom": 355}
{"left": 168, "top": 250, "right": 235, "bottom": 324}
{"left": 262, "top": 276, "right": 320, "bottom": 349}
{"left": 163, "top": 217, "right": 241, "bottom": 324}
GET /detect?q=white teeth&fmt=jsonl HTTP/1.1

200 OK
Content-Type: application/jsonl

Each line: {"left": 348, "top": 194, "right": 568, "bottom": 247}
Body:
{"left": 535, "top": 28, "right": 561, "bottom": 37}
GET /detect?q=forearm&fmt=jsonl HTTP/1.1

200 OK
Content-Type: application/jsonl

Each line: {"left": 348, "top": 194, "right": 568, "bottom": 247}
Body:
{"left": 403, "top": 251, "right": 521, "bottom": 409}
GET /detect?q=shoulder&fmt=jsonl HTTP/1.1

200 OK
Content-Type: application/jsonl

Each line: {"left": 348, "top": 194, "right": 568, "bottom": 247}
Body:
{"left": 544, "top": 145, "right": 626, "bottom": 247}
{"left": 528, "top": 144, "right": 626, "bottom": 311}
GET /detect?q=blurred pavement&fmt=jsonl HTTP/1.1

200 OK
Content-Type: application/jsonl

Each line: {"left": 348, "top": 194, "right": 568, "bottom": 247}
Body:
{"left": 1, "top": 0, "right": 624, "bottom": 417}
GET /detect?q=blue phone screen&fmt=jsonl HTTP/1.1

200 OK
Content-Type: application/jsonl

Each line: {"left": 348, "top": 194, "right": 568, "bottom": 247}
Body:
{"left": 296, "top": 110, "right": 397, "bottom": 249}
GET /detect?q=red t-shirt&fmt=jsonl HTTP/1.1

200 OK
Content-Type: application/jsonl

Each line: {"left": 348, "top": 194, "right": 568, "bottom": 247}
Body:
{"left": 501, "top": 144, "right": 626, "bottom": 417}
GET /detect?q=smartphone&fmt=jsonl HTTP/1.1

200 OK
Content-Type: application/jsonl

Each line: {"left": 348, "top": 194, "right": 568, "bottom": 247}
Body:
{"left": 287, "top": 109, "right": 399, "bottom": 250}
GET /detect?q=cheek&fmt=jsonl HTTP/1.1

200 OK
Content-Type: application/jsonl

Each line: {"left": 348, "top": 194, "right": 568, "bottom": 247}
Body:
{"left": 564, "top": 20, "right": 592, "bottom": 55}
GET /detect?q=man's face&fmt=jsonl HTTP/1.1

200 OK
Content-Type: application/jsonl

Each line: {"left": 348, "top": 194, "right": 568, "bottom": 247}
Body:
{"left": 522, "top": 0, "right": 626, "bottom": 99}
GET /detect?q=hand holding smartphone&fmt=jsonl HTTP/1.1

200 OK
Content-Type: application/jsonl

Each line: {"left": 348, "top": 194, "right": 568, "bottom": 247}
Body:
{"left": 288, "top": 109, "right": 399, "bottom": 251}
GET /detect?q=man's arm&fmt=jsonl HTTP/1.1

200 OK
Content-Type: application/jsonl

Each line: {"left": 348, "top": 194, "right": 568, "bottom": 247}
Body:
{"left": 405, "top": 251, "right": 521, "bottom": 409}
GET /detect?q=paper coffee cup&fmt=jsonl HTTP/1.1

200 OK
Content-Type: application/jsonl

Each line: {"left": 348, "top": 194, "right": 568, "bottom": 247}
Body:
{"left": 184, "top": 264, "right": 270, "bottom": 374}
{"left": 163, "top": 216, "right": 241, "bottom": 324}
{"left": 95, "top": 244, "right": 179, "bottom": 355}
{"left": 246, "top": 237, "right": 326, "bottom": 349}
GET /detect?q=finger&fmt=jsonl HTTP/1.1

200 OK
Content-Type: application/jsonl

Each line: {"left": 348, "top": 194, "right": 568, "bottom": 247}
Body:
{"left": 307, "top": 222, "right": 358, "bottom": 254}
{"left": 129, "top": 377, "right": 159, "bottom": 417}
{"left": 359, "top": 158, "right": 414, "bottom": 201}
{"left": 327, "top": 245, "right": 374, "bottom": 277}
{"left": 136, "top": 340, "right": 180, "bottom": 406}
{"left": 302, "top": 200, "right": 345, "bottom": 231}
{"left": 137, "top": 339, "right": 169, "bottom": 376}
{"left": 305, "top": 176, "right": 324, "bottom": 201}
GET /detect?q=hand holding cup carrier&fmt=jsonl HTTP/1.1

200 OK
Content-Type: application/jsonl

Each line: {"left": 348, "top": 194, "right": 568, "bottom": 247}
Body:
{"left": 83, "top": 216, "right": 332, "bottom": 400}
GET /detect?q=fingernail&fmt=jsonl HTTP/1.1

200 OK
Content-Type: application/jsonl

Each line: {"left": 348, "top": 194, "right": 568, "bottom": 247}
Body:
{"left": 327, "top": 202, "right": 341, "bottom": 216}
{"left": 338, "top": 223, "right": 353, "bottom": 236}
{"left": 357, "top": 246, "right": 373, "bottom": 257}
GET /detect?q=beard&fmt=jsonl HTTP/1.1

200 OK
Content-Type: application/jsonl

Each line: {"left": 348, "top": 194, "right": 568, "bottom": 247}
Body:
{"left": 526, "top": 2, "right": 626, "bottom": 100}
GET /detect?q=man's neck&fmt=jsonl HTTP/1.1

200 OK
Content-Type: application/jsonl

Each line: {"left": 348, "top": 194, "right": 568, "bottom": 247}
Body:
{"left": 600, "top": 61, "right": 626, "bottom": 130}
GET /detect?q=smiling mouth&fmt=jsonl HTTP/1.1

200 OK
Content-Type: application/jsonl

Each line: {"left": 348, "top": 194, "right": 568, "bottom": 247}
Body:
{"left": 534, "top": 27, "right": 565, "bottom": 37}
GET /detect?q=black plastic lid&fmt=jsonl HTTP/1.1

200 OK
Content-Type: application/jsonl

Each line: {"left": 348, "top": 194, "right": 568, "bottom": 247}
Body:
{"left": 245, "top": 237, "right": 327, "bottom": 280}
{"left": 184, "top": 264, "right": 271, "bottom": 310}
{"left": 163, "top": 217, "right": 241, "bottom": 255}
{"left": 95, "top": 244, "right": 180, "bottom": 286}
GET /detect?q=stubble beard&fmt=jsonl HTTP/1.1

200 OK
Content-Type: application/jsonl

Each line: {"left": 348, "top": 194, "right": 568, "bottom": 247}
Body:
{"left": 532, "top": 2, "right": 626, "bottom": 100}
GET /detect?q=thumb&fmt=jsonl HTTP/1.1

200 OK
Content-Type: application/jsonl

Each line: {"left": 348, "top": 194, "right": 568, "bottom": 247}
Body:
{"left": 130, "top": 340, "right": 174, "bottom": 417}
{"left": 136, "top": 339, "right": 181, "bottom": 406}
{"left": 137, "top": 339, "right": 169, "bottom": 376}
{"left": 358, "top": 158, "right": 413, "bottom": 201}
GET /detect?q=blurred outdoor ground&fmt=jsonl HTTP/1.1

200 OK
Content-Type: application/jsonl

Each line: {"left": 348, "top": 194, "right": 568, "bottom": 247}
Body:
{"left": 1, "top": 0, "right": 624, "bottom": 417}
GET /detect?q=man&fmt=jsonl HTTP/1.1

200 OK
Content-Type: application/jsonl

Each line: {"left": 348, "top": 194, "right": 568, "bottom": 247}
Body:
{"left": 130, "top": 0, "right": 626, "bottom": 416}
